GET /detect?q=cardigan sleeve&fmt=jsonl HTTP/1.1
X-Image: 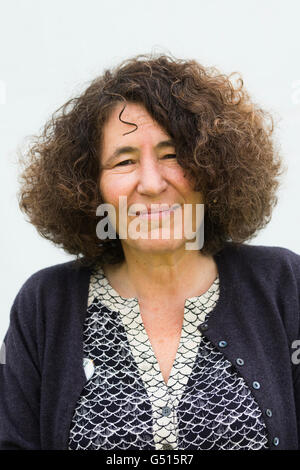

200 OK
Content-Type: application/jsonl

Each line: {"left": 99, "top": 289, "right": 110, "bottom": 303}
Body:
{"left": 289, "top": 251, "right": 300, "bottom": 450}
{"left": 293, "top": 368, "right": 300, "bottom": 449}
{"left": 292, "top": 328, "right": 300, "bottom": 449}
{"left": 289, "top": 250, "right": 300, "bottom": 449}
{"left": 0, "top": 284, "right": 42, "bottom": 450}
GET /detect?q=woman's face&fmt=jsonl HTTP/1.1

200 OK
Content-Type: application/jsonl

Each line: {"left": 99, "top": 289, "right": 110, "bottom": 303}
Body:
{"left": 98, "top": 102, "right": 204, "bottom": 255}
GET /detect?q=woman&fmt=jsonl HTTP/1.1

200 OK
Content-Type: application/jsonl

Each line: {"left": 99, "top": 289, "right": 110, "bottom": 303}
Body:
{"left": 1, "top": 53, "right": 300, "bottom": 451}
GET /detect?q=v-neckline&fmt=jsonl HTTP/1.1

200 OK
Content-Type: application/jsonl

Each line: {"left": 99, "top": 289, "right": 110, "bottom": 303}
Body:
{"left": 88, "top": 264, "right": 220, "bottom": 394}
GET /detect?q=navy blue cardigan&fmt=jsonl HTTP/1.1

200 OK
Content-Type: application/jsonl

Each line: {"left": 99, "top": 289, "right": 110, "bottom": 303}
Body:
{"left": 1, "top": 242, "right": 300, "bottom": 450}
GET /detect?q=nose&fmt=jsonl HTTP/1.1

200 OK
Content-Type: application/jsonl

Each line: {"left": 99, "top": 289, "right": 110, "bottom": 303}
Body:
{"left": 136, "top": 154, "right": 168, "bottom": 196}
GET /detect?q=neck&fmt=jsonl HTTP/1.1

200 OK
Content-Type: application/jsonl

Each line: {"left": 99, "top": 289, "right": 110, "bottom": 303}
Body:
{"left": 110, "top": 244, "right": 218, "bottom": 303}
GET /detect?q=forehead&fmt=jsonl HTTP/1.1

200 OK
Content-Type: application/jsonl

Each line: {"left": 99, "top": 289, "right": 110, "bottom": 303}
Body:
{"left": 101, "top": 102, "right": 170, "bottom": 148}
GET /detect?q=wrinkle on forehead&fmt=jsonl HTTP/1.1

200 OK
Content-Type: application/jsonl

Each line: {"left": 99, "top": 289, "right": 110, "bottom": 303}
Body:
{"left": 101, "top": 102, "right": 171, "bottom": 159}
{"left": 114, "top": 102, "right": 160, "bottom": 131}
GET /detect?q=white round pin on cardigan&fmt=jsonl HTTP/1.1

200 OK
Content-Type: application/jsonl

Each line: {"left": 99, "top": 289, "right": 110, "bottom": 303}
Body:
{"left": 83, "top": 358, "right": 95, "bottom": 381}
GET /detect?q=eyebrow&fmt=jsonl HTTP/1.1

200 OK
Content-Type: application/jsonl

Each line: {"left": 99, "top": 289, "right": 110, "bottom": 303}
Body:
{"left": 102, "top": 139, "right": 175, "bottom": 167}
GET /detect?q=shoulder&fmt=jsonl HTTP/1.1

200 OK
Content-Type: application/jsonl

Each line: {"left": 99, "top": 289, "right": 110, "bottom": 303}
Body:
{"left": 217, "top": 242, "right": 300, "bottom": 305}
{"left": 12, "top": 259, "right": 92, "bottom": 316}
{"left": 221, "top": 242, "right": 300, "bottom": 280}
{"left": 20, "top": 259, "right": 88, "bottom": 288}
{"left": 220, "top": 243, "right": 300, "bottom": 339}
{"left": 6, "top": 259, "right": 92, "bottom": 357}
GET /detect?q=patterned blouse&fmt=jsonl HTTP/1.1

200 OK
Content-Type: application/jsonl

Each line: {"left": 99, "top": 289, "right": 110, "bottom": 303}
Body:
{"left": 68, "top": 263, "right": 269, "bottom": 450}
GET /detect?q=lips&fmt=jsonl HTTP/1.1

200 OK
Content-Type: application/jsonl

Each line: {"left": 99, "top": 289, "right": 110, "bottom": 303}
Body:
{"left": 138, "top": 207, "right": 174, "bottom": 215}
{"left": 129, "top": 203, "right": 181, "bottom": 216}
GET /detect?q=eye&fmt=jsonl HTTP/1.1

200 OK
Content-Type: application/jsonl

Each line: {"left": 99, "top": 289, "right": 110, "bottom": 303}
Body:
{"left": 115, "top": 159, "right": 135, "bottom": 167}
{"left": 162, "top": 154, "right": 177, "bottom": 159}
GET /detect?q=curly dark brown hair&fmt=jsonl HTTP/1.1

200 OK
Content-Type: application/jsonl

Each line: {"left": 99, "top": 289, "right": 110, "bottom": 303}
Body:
{"left": 17, "top": 52, "right": 285, "bottom": 268}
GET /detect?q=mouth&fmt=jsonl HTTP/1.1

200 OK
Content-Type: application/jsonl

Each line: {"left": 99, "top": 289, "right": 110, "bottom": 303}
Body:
{"left": 129, "top": 203, "right": 181, "bottom": 218}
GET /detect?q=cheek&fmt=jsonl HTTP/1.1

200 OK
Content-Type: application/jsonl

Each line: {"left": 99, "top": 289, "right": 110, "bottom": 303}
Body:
{"left": 182, "top": 185, "right": 204, "bottom": 205}
{"left": 99, "top": 174, "right": 131, "bottom": 207}
{"left": 176, "top": 177, "right": 199, "bottom": 200}
{"left": 99, "top": 174, "right": 114, "bottom": 205}
{"left": 99, "top": 178, "right": 107, "bottom": 203}
{"left": 174, "top": 171, "right": 202, "bottom": 203}
{"left": 170, "top": 165, "right": 196, "bottom": 189}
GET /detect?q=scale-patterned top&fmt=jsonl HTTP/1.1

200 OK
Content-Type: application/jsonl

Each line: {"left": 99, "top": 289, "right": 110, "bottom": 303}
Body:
{"left": 68, "top": 264, "right": 269, "bottom": 450}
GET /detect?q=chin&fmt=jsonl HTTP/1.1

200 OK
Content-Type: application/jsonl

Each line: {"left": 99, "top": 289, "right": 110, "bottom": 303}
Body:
{"left": 123, "top": 236, "right": 187, "bottom": 253}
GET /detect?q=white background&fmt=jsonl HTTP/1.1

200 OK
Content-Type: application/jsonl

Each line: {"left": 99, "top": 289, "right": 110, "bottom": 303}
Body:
{"left": 1, "top": 0, "right": 300, "bottom": 343}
